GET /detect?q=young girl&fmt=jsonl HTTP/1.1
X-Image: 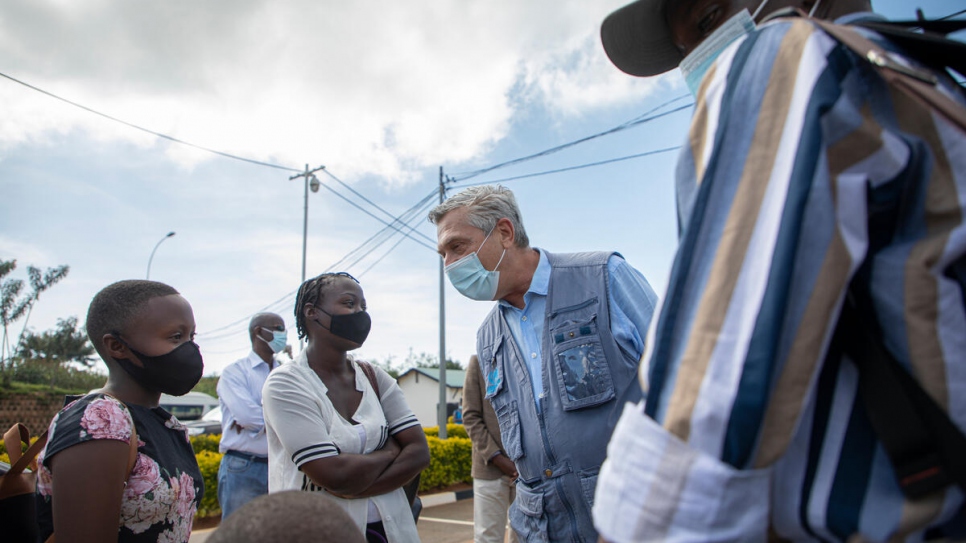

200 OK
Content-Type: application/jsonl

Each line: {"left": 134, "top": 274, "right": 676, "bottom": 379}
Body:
{"left": 36, "top": 280, "right": 204, "bottom": 543}
{"left": 262, "top": 272, "right": 429, "bottom": 543}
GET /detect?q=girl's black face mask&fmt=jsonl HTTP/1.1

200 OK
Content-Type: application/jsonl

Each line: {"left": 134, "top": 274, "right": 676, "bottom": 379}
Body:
{"left": 111, "top": 334, "right": 204, "bottom": 396}
{"left": 314, "top": 308, "right": 371, "bottom": 346}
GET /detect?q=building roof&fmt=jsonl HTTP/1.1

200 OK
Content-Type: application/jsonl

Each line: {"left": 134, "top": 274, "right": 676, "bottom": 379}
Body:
{"left": 398, "top": 367, "right": 467, "bottom": 389}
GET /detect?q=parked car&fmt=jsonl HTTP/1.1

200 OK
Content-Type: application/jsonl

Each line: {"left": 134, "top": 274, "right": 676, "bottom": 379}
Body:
{"left": 185, "top": 406, "right": 222, "bottom": 437}
{"left": 159, "top": 391, "right": 219, "bottom": 421}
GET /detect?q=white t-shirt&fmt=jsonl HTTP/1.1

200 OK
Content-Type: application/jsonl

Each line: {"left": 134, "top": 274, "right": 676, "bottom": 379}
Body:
{"left": 262, "top": 352, "right": 421, "bottom": 542}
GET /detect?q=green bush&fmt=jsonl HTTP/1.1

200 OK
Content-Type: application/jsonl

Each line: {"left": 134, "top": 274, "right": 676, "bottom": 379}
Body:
{"left": 423, "top": 424, "right": 468, "bottom": 440}
{"left": 10, "top": 361, "right": 107, "bottom": 392}
{"left": 195, "top": 450, "right": 223, "bottom": 518}
{"left": 419, "top": 435, "right": 472, "bottom": 492}
{"left": 190, "top": 434, "right": 221, "bottom": 454}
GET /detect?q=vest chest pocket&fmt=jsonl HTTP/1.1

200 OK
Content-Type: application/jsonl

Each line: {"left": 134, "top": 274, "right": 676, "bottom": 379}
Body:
{"left": 550, "top": 316, "right": 615, "bottom": 411}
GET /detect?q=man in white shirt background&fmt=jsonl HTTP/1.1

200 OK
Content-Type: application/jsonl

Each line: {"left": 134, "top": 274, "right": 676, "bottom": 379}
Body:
{"left": 216, "top": 312, "right": 288, "bottom": 519}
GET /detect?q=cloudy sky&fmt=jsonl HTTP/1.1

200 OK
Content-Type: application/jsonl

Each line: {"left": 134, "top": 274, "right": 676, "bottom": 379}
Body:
{"left": 1, "top": 0, "right": 959, "bottom": 378}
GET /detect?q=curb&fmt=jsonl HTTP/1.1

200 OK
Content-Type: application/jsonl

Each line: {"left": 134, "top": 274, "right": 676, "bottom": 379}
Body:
{"left": 419, "top": 487, "right": 474, "bottom": 508}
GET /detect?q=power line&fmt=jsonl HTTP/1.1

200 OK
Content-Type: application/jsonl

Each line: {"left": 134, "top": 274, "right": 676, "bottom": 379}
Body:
{"left": 449, "top": 96, "right": 692, "bottom": 182}
{"left": 320, "top": 169, "right": 437, "bottom": 245}
{"left": 448, "top": 146, "right": 682, "bottom": 189}
{"left": 312, "top": 177, "right": 437, "bottom": 252}
{"left": 358, "top": 234, "right": 410, "bottom": 278}
{"left": 196, "top": 186, "right": 441, "bottom": 340}
{"left": 0, "top": 70, "right": 445, "bottom": 250}
{"left": 338, "top": 195, "right": 440, "bottom": 271}
{"left": 0, "top": 71, "right": 301, "bottom": 173}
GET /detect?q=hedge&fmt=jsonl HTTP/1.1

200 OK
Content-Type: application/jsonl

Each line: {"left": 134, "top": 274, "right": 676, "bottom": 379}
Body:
{"left": 190, "top": 434, "right": 220, "bottom": 454}
{"left": 423, "top": 423, "right": 468, "bottom": 440}
{"left": 194, "top": 450, "right": 223, "bottom": 518}
{"left": 420, "top": 435, "right": 472, "bottom": 492}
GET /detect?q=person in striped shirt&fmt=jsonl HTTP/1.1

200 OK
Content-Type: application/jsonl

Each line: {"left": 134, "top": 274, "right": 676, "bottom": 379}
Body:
{"left": 593, "top": 0, "right": 966, "bottom": 541}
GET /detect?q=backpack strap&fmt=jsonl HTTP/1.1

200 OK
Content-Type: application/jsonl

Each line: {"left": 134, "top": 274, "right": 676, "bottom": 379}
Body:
{"left": 850, "top": 19, "right": 966, "bottom": 79}
{"left": 809, "top": 18, "right": 966, "bottom": 133}
{"left": 356, "top": 360, "right": 423, "bottom": 517}
{"left": 833, "top": 290, "right": 966, "bottom": 499}
{"left": 357, "top": 360, "right": 381, "bottom": 399}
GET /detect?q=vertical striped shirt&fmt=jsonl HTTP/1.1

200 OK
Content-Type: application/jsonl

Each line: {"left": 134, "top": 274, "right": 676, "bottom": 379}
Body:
{"left": 594, "top": 13, "right": 966, "bottom": 543}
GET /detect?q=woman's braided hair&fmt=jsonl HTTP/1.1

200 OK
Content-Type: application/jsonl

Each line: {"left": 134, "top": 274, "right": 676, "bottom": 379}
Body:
{"left": 294, "top": 272, "right": 359, "bottom": 340}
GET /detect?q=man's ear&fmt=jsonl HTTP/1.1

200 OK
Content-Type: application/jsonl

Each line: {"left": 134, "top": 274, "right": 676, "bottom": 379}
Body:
{"left": 496, "top": 217, "right": 515, "bottom": 248}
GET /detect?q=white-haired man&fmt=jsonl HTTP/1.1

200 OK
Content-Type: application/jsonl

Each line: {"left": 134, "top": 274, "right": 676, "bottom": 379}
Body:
{"left": 430, "top": 185, "right": 659, "bottom": 542}
{"left": 594, "top": 0, "right": 966, "bottom": 541}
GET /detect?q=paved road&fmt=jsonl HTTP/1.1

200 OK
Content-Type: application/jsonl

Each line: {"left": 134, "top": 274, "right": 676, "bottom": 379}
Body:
{"left": 416, "top": 498, "right": 474, "bottom": 543}
{"left": 190, "top": 496, "right": 475, "bottom": 543}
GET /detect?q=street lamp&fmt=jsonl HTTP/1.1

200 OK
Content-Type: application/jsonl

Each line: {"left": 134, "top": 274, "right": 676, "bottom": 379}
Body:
{"left": 146, "top": 232, "right": 176, "bottom": 279}
{"left": 289, "top": 164, "right": 325, "bottom": 285}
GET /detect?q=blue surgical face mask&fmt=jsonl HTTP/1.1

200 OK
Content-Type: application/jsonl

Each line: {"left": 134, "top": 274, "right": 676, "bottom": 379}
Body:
{"left": 259, "top": 328, "right": 288, "bottom": 354}
{"left": 444, "top": 227, "right": 506, "bottom": 301}
{"left": 679, "top": 0, "right": 771, "bottom": 96}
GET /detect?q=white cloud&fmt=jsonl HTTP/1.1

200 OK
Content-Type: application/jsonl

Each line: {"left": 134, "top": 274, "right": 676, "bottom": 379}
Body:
{"left": 0, "top": 0, "right": 646, "bottom": 181}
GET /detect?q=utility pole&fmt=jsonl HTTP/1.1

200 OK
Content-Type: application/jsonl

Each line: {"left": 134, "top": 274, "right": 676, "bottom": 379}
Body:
{"left": 289, "top": 164, "right": 325, "bottom": 286}
{"left": 437, "top": 166, "right": 448, "bottom": 439}
{"left": 290, "top": 164, "right": 324, "bottom": 350}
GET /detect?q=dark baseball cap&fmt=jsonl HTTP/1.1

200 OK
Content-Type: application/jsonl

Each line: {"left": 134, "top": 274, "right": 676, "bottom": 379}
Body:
{"left": 601, "top": 0, "right": 683, "bottom": 77}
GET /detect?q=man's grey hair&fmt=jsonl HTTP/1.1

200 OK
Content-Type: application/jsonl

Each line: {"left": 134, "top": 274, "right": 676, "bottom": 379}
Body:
{"left": 428, "top": 185, "right": 529, "bottom": 248}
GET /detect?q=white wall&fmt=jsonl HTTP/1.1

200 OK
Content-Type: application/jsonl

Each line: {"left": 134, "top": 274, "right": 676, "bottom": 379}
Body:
{"left": 397, "top": 371, "right": 463, "bottom": 427}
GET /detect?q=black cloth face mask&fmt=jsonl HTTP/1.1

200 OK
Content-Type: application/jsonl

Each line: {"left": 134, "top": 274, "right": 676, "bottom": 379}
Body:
{"left": 111, "top": 334, "right": 205, "bottom": 396}
{"left": 314, "top": 308, "right": 372, "bottom": 345}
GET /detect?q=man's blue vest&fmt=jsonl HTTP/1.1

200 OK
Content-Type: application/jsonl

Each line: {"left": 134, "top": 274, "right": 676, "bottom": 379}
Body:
{"left": 477, "top": 251, "right": 642, "bottom": 543}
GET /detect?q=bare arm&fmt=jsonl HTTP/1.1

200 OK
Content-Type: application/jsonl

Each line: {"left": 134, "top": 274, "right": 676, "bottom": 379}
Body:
{"left": 300, "top": 436, "right": 401, "bottom": 495}
{"left": 49, "top": 439, "right": 130, "bottom": 543}
{"left": 337, "top": 426, "right": 430, "bottom": 499}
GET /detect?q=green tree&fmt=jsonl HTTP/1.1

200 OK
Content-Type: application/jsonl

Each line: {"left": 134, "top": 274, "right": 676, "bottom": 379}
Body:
{"left": 192, "top": 375, "right": 220, "bottom": 398}
{"left": 406, "top": 349, "right": 463, "bottom": 371}
{"left": 1, "top": 259, "right": 70, "bottom": 385}
{"left": 372, "top": 358, "right": 400, "bottom": 380}
{"left": 17, "top": 317, "right": 96, "bottom": 366}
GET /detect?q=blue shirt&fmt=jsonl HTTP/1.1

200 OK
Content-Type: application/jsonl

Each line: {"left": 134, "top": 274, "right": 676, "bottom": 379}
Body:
{"left": 499, "top": 249, "right": 658, "bottom": 410}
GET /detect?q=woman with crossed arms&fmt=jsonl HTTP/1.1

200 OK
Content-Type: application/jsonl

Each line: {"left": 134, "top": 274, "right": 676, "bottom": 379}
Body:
{"left": 262, "top": 272, "right": 429, "bottom": 543}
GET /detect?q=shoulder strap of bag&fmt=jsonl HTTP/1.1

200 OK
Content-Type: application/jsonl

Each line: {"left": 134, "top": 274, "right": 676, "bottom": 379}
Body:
{"left": 356, "top": 361, "right": 422, "bottom": 513}
{"left": 2, "top": 423, "right": 48, "bottom": 477}
{"left": 834, "top": 291, "right": 966, "bottom": 499}
{"left": 357, "top": 360, "right": 381, "bottom": 399}
{"left": 810, "top": 17, "right": 966, "bottom": 133}
{"left": 850, "top": 18, "right": 966, "bottom": 80}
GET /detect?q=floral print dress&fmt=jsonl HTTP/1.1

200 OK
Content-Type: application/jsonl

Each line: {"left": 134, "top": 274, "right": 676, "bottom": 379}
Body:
{"left": 36, "top": 393, "right": 204, "bottom": 543}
